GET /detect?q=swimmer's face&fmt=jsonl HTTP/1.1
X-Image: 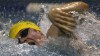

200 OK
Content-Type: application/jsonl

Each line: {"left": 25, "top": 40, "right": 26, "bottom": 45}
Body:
{"left": 17, "top": 28, "right": 46, "bottom": 47}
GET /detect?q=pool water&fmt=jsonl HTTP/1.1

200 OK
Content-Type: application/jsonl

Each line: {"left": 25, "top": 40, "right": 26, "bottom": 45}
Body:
{"left": 0, "top": 2, "right": 100, "bottom": 56}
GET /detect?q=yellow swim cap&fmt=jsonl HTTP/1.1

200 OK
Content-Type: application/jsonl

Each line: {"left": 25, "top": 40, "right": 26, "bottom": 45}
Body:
{"left": 9, "top": 20, "right": 40, "bottom": 39}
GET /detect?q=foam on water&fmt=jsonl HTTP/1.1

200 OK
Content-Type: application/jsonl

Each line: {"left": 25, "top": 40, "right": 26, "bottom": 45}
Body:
{"left": 73, "top": 11, "right": 100, "bottom": 56}
{"left": 0, "top": 4, "right": 100, "bottom": 56}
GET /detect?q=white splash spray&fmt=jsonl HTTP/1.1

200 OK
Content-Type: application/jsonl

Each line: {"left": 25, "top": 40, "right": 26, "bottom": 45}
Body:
{"left": 0, "top": 3, "right": 100, "bottom": 56}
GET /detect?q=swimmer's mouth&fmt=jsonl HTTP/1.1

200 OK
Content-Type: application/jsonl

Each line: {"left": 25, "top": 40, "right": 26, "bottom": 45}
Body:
{"left": 27, "top": 38, "right": 36, "bottom": 45}
{"left": 18, "top": 38, "right": 36, "bottom": 45}
{"left": 28, "top": 42, "right": 36, "bottom": 45}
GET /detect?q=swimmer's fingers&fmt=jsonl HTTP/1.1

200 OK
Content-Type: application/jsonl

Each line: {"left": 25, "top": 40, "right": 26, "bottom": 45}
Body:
{"left": 55, "top": 14, "right": 76, "bottom": 23}
{"left": 48, "top": 10, "right": 76, "bottom": 24}
{"left": 53, "top": 17, "right": 76, "bottom": 28}
{"left": 48, "top": 12, "right": 76, "bottom": 27}
{"left": 54, "top": 20, "right": 76, "bottom": 33}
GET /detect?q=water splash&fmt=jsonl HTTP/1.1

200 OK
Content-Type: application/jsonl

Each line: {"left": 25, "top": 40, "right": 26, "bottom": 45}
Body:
{"left": 73, "top": 11, "right": 100, "bottom": 56}
{"left": 0, "top": 4, "right": 100, "bottom": 56}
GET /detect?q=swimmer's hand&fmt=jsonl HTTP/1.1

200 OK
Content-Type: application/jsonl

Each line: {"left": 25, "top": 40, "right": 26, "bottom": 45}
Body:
{"left": 48, "top": 1, "right": 89, "bottom": 34}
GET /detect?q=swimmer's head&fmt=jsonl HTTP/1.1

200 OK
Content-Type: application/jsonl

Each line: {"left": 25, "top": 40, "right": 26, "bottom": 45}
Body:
{"left": 9, "top": 21, "right": 46, "bottom": 46}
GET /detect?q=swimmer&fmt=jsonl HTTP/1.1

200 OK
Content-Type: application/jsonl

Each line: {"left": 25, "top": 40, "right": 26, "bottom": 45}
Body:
{"left": 9, "top": 2, "right": 89, "bottom": 47}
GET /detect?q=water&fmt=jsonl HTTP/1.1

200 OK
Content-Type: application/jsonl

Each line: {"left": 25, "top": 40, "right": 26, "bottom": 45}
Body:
{"left": 0, "top": 3, "right": 100, "bottom": 56}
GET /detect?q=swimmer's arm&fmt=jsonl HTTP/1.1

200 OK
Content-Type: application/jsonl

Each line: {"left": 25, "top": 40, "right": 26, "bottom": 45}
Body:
{"left": 48, "top": 2, "right": 89, "bottom": 35}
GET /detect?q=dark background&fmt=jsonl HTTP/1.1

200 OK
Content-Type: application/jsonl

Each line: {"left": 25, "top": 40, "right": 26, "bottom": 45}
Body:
{"left": 0, "top": 0, "right": 100, "bottom": 23}
{"left": 0, "top": 0, "right": 100, "bottom": 12}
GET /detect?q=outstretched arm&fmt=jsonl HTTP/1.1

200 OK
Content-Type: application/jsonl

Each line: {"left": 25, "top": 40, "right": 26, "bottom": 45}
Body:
{"left": 48, "top": 1, "right": 89, "bottom": 36}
